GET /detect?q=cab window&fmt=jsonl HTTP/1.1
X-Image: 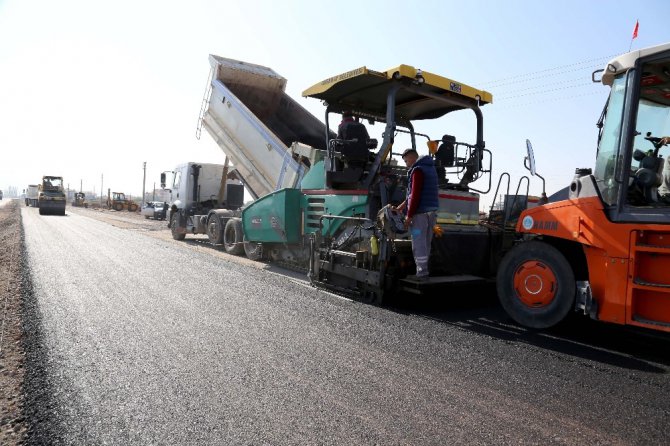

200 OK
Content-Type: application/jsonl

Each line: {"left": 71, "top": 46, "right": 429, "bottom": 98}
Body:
{"left": 628, "top": 58, "right": 670, "bottom": 206}
{"left": 594, "top": 74, "right": 627, "bottom": 206}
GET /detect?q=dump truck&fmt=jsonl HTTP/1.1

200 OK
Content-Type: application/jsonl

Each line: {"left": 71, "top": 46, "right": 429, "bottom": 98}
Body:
{"left": 168, "top": 56, "right": 333, "bottom": 247}
{"left": 38, "top": 175, "right": 66, "bottom": 215}
{"left": 188, "top": 56, "right": 539, "bottom": 303}
{"left": 107, "top": 191, "right": 139, "bottom": 212}
{"left": 26, "top": 184, "right": 39, "bottom": 207}
{"left": 497, "top": 42, "right": 670, "bottom": 333}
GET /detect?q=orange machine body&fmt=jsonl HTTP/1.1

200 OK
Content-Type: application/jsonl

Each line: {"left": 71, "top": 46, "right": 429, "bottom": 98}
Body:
{"left": 517, "top": 196, "right": 670, "bottom": 333}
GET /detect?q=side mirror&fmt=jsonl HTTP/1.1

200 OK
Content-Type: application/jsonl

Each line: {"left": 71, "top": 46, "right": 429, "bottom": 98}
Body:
{"left": 524, "top": 138, "right": 547, "bottom": 202}
{"left": 592, "top": 68, "right": 604, "bottom": 83}
{"left": 525, "top": 139, "right": 537, "bottom": 176}
{"left": 160, "top": 173, "right": 166, "bottom": 189}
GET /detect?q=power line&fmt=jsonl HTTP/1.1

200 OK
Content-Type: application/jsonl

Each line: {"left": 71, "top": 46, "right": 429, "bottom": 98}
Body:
{"left": 484, "top": 62, "right": 610, "bottom": 89}
{"left": 480, "top": 54, "right": 618, "bottom": 89}
{"left": 493, "top": 90, "right": 606, "bottom": 110}
{"left": 488, "top": 76, "right": 601, "bottom": 103}
{"left": 496, "top": 81, "right": 595, "bottom": 101}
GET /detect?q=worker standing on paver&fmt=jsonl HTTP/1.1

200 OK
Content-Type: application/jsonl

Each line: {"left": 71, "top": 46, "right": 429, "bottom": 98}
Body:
{"left": 394, "top": 148, "right": 439, "bottom": 280}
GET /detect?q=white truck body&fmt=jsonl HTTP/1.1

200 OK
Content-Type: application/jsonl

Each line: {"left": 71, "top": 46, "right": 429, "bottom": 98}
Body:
{"left": 166, "top": 162, "right": 244, "bottom": 211}
{"left": 199, "top": 55, "right": 330, "bottom": 199}
{"left": 26, "top": 184, "right": 39, "bottom": 206}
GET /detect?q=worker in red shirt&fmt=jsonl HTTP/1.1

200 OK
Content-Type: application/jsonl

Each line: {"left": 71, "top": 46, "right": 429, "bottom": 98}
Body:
{"left": 393, "top": 148, "right": 439, "bottom": 280}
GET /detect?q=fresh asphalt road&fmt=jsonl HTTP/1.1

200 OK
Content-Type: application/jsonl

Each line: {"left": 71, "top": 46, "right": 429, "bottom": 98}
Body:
{"left": 21, "top": 207, "right": 670, "bottom": 445}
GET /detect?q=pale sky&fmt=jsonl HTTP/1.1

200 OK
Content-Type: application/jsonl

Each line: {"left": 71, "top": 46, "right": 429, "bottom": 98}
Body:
{"left": 1, "top": 0, "right": 669, "bottom": 207}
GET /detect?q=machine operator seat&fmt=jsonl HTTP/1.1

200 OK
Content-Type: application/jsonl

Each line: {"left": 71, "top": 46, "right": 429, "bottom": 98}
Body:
{"left": 337, "top": 121, "right": 371, "bottom": 169}
{"left": 435, "top": 134, "right": 456, "bottom": 187}
{"left": 326, "top": 121, "right": 372, "bottom": 188}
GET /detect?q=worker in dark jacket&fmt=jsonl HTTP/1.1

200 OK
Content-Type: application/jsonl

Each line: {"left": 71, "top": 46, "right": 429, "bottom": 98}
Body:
{"left": 337, "top": 111, "right": 369, "bottom": 140}
{"left": 394, "top": 148, "right": 439, "bottom": 279}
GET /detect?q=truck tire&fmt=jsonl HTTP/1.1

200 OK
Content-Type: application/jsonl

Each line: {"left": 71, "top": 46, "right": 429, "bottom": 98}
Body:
{"left": 224, "top": 219, "right": 244, "bottom": 255}
{"left": 38, "top": 207, "right": 45, "bottom": 215}
{"left": 129, "top": 203, "right": 138, "bottom": 212}
{"left": 170, "top": 213, "right": 186, "bottom": 241}
{"left": 206, "top": 215, "right": 224, "bottom": 245}
{"left": 114, "top": 202, "right": 124, "bottom": 211}
{"left": 496, "top": 241, "right": 575, "bottom": 329}
{"left": 243, "top": 237, "right": 264, "bottom": 261}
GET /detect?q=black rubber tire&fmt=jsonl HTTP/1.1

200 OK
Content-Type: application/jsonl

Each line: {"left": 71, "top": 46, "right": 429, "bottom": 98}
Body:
{"left": 38, "top": 207, "right": 45, "bottom": 215}
{"left": 206, "top": 215, "right": 224, "bottom": 245}
{"left": 243, "top": 237, "right": 264, "bottom": 261}
{"left": 224, "top": 219, "right": 245, "bottom": 255}
{"left": 170, "top": 213, "right": 186, "bottom": 241}
{"left": 128, "top": 204, "right": 138, "bottom": 212}
{"left": 114, "top": 202, "right": 123, "bottom": 211}
{"left": 496, "top": 240, "right": 575, "bottom": 329}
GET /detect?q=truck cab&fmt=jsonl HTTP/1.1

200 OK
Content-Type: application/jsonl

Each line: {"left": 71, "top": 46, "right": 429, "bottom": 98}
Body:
{"left": 590, "top": 43, "right": 670, "bottom": 219}
{"left": 164, "top": 162, "right": 245, "bottom": 241}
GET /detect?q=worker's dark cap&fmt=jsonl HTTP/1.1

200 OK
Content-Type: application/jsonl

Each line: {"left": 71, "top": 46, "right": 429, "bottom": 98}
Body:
{"left": 401, "top": 148, "right": 418, "bottom": 158}
{"left": 342, "top": 110, "right": 353, "bottom": 117}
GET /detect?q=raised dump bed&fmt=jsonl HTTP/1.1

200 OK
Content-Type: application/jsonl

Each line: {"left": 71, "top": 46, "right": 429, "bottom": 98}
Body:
{"left": 200, "top": 55, "right": 331, "bottom": 199}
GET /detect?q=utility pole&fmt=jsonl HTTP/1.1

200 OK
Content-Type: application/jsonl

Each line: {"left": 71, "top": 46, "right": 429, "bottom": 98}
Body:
{"left": 142, "top": 162, "right": 147, "bottom": 206}
{"left": 101, "top": 173, "right": 104, "bottom": 206}
{"left": 152, "top": 182, "right": 156, "bottom": 201}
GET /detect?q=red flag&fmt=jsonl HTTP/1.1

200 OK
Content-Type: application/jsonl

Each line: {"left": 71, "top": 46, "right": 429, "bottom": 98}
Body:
{"left": 632, "top": 20, "right": 639, "bottom": 39}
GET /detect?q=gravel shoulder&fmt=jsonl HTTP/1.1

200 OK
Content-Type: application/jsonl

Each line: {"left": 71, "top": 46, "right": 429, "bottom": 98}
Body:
{"left": 0, "top": 200, "right": 27, "bottom": 445}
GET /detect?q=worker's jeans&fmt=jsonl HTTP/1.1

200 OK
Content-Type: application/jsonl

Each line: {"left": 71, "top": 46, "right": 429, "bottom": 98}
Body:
{"left": 410, "top": 211, "right": 437, "bottom": 278}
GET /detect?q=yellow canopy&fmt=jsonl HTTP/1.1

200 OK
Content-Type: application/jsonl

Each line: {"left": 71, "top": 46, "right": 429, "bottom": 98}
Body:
{"left": 303, "top": 65, "right": 492, "bottom": 121}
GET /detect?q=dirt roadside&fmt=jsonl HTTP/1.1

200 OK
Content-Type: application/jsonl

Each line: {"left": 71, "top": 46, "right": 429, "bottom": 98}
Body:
{"left": 0, "top": 200, "right": 27, "bottom": 445}
{"left": 69, "top": 206, "right": 272, "bottom": 270}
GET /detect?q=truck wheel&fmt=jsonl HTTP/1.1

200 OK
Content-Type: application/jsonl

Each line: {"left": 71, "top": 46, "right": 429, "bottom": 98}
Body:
{"left": 206, "top": 215, "right": 224, "bottom": 245}
{"left": 129, "top": 204, "right": 138, "bottom": 212}
{"left": 38, "top": 207, "right": 44, "bottom": 215}
{"left": 170, "top": 213, "right": 186, "bottom": 241}
{"left": 224, "top": 219, "right": 245, "bottom": 255}
{"left": 243, "top": 237, "right": 264, "bottom": 261}
{"left": 496, "top": 241, "right": 575, "bottom": 329}
{"left": 114, "top": 203, "right": 123, "bottom": 211}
